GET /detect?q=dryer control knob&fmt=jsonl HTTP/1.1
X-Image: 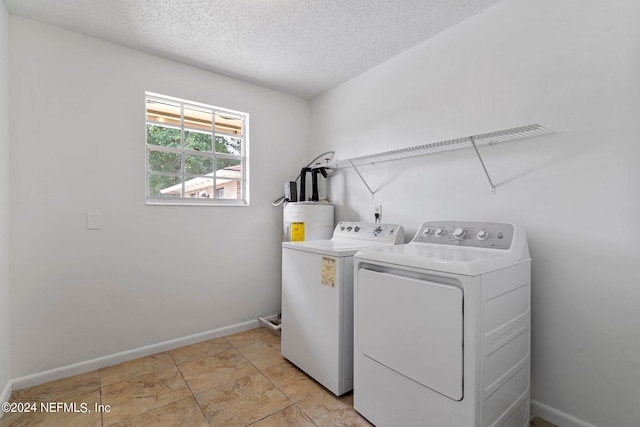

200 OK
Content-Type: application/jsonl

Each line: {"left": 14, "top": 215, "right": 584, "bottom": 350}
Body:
{"left": 453, "top": 228, "right": 467, "bottom": 240}
{"left": 476, "top": 230, "right": 489, "bottom": 240}
{"left": 435, "top": 228, "right": 446, "bottom": 237}
{"left": 354, "top": 226, "right": 360, "bottom": 232}
{"left": 423, "top": 228, "right": 433, "bottom": 237}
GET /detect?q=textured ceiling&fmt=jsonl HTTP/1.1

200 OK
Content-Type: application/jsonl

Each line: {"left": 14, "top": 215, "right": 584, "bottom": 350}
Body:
{"left": 3, "top": 0, "right": 502, "bottom": 98}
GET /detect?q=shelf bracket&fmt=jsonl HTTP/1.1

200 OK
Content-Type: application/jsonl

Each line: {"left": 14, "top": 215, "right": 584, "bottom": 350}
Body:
{"left": 469, "top": 136, "right": 496, "bottom": 194}
{"left": 349, "top": 160, "right": 376, "bottom": 197}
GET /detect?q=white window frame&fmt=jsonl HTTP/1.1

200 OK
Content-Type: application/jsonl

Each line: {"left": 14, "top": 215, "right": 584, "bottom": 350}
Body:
{"left": 145, "top": 92, "right": 249, "bottom": 206}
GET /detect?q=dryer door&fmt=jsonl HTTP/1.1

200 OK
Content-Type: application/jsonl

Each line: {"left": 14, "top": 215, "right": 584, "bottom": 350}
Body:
{"left": 356, "top": 269, "right": 463, "bottom": 401}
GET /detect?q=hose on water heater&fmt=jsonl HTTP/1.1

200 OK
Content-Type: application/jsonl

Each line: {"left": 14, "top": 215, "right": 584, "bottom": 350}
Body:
{"left": 271, "top": 151, "right": 335, "bottom": 206}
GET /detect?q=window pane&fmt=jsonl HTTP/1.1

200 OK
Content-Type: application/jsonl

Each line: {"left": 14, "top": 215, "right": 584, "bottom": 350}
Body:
{"left": 148, "top": 150, "right": 181, "bottom": 173}
{"left": 215, "top": 179, "right": 242, "bottom": 200}
{"left": 184, "top": 130, "right": 213, "bottom": 152}
{"left": 215, "top": 114, "right": 243, "bottom": 136}
{"left": 216, "top": 158, "right": 241, "bottom": 171}
{"left": 215, "top": 135, "right": 241, "bottom": 155}
{"left": 215, "top": 159, "right": 242, "bottom": 200}
{"left": 146, "top": 99, "right": 181, "bottom": 127}
{"left": 184, "top": 177, "right": 214, "bottom": 198}
{"left": 147, "top": 124, "right": 181, "bottom": 148}
{"left": 185, "top": 154, "right": 214, "bottom": 175}
{"left": 184, "top": 106, "right": 213, "bottom": 132}
{"left": 149, "top": 175, "right": 182, "bottom": 197}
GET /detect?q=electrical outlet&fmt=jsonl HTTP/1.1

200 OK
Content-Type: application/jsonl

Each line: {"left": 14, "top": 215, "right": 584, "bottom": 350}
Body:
{"left": 374, "top": 205, "right": 382, "bottom": 222}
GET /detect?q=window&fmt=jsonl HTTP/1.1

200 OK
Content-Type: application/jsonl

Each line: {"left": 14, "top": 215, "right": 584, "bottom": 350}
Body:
{"left": 145, "top": 92, "right": 249, "bottom": 205}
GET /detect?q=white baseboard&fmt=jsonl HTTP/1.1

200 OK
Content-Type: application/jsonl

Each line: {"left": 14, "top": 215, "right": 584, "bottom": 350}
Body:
{"left": 11, "top": 318, "right": 263, "bottom": 391}
{"left": 531, "top": 399, "right": 598, "bottom": 427}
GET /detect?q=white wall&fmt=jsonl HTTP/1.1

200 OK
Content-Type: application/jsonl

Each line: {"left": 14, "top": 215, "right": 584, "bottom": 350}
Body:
{"left": 9, "top": 16, "right": 309, "bottom": 380}
{"left": 310, "top": 0, "right": 640, "bottom": 426}
{"left": 0, "top": 0, "right": 12, "bottom": 406}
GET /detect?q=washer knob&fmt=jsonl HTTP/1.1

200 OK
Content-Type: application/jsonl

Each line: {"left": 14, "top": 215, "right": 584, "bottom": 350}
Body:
{"left": 453, "top": 228, "right": 467, "bottom": 240}
{"left": 435, "top": 228, "right": 446, "bottom": 238}
{"left": 476, "top": 230, "right": 489, "bottom": 240}
{"left": 354, "top": 226, "right": 360, "bottom": 232}
{"left": 423, "top": 227, "right": 433, "bottom": 236}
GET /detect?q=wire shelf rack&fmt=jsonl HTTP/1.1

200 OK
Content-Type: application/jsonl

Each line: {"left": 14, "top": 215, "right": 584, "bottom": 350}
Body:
{"left": 311, "top": 124, "right": 552, "bottom": 194}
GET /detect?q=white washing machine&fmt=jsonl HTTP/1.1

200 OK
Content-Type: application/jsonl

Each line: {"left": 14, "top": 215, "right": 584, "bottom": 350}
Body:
{"left": 282, "top": 222, "right": 404, "bottom": 396}
{"left": 354, "top": 221, "right": 531, "bottom": 427}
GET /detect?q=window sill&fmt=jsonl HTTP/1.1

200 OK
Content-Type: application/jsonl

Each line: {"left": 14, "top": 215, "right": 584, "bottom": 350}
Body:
{"left": 145, "top": 198, "right": 249, "bottom": 207}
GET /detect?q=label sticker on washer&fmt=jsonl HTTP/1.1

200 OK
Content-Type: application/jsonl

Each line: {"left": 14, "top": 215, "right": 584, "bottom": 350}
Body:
{"left": 321, "top": 257, "right": 336, "bottom": 287}
{"left": 291, "top": 222, "right": 305, "bottom": 241}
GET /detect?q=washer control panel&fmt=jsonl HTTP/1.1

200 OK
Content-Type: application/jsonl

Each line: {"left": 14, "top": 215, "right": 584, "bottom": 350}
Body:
{"left": 414, "top": 221, "right": 514, "bottom": 250}
{"left": 334, "top": 222, "right": 404, "bottom": 244}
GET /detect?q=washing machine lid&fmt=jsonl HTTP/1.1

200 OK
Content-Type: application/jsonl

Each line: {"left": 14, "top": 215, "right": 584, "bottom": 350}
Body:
{"left": 283, "top": 239, "right": 398, "bottom": 257}
{"left": 282, "top": 222, "right": 405, "bottom": 257}
{"left": 355, "top": 244, "right": 526, "bottom": 276}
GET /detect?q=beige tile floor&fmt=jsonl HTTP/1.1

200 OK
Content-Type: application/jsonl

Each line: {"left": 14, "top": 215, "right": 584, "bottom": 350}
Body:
{"left": 0, "top": 327, "right": 557, "bottom": 427}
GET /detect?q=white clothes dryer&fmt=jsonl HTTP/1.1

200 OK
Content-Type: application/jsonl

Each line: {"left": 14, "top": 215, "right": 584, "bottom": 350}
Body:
{"left": 282, "top": 222, "right": 404, "bottom": 396}
{"left": 354, "top": 221, "right": 531, "bottom": 427}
